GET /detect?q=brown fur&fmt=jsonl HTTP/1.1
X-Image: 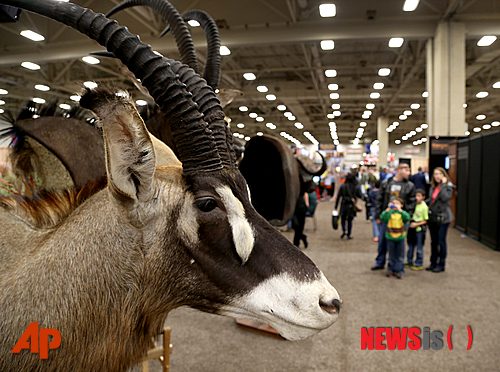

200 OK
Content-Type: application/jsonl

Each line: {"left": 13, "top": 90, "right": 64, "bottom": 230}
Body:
{"left": 0, "top": 177, "right": 107, "bottom": 228}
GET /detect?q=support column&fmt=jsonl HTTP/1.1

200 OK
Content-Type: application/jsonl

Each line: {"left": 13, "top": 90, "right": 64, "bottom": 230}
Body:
{"left": 377, "top": 116, "right": 389, "bottom": 167}
{"left": 428, "top": 21, "right": 466, "bottom": 137}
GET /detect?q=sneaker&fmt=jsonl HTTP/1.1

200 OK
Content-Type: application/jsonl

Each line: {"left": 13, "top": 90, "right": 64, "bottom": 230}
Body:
{"left": 404, "top": 263, "right": 411, "bottom": 268}
{"left": 410, "top": 265, "right": 423, "bottom": 271}
{"left": 425, "top": 265, "right": 436, "bottom": 271}
{"left": 386, "top": 272, "right": 394, "bottom": 278}
{"left": 432, "top": 266, "right": 445, "bottom": 273}
{"left": 371, "top": 265, "right": 384, "bottom": 271}
{"left": 373, "top": 237, "right": 379, "bottom": 242}
{"left": 396, "top": 273, "right": 404, "bottom": 279}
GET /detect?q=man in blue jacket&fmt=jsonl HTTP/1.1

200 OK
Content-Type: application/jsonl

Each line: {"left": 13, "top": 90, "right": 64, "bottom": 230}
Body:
{"left": 371, "top": 163, "right": 416, "bottom": 271}
{"left": 410, "top": 167, "right": 427, "bottom": 191}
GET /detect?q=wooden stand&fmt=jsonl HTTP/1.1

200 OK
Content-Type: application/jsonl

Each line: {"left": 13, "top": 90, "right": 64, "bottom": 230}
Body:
{"left": 139, "top": 327, "right": 173, "bottom": 372}
{"left": 235, "top": 319, "right": 285, "bottom": 340}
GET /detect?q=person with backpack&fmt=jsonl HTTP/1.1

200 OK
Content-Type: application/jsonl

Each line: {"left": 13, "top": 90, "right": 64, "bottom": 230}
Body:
{"left": 334, "top": 173, "right": 363, "bottom": 239}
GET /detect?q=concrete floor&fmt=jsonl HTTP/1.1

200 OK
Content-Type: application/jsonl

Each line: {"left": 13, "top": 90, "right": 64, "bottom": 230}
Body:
{"left": 144, "top": 200, "right": 500, "bottom": 372}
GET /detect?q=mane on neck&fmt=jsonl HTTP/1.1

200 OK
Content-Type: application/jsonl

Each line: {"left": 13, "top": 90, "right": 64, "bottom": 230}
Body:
{"left": 0, "top": 177, "right": 107, "bottom": 229}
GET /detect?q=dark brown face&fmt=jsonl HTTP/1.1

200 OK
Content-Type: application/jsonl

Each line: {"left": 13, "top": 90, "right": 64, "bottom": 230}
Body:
{"left": 173, "top": 170, "right": 341, "bottom": 340}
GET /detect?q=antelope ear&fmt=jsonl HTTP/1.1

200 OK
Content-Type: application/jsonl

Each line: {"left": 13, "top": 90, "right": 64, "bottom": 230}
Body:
{"left": 80, "top": 88, "right": 155, "bottom": 203}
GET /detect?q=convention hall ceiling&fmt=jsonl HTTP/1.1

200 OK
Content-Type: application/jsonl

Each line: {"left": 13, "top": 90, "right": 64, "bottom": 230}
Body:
{"left": 1, "top": 0, "right": 500, "bottom": 147}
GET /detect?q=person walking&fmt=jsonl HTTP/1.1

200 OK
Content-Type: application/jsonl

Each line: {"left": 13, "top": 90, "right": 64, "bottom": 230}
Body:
{"left": 335, "top": 173, "right": 363, "bottom": 240}
{"left": 292, "top": 190, "right": 309, "bottom": 248}
{"left": 410, "top": 167, "right": 427, "bottom": 191}
{"left": 371, "top": 163, "right": 416, "bottom": 271}
{"left": 426, "top": 167, "right": 455, "bottom": 273}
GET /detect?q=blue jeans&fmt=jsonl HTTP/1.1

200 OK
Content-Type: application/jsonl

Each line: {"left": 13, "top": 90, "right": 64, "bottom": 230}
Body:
{"left": 387, "top": 239, "right": 405, "bottom": 275}
{"left": 429, "top": 222, "right": 449, "bottom": 268}
{"left": 375, "top": 222, "right": 388, "bottom": 267}
{"left": 407, "top": 230, "right": 424, "bottom": 267}
{"left": 370, "top": 207, "right": 379, "bottom": 239}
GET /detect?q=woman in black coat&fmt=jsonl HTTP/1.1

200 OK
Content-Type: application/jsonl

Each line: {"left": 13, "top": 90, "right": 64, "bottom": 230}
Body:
{"left": 426, "top": 167, "right": 455, "bottom": 273}
{"left": 335, "top": 173, "right": 363, "bottom": 239}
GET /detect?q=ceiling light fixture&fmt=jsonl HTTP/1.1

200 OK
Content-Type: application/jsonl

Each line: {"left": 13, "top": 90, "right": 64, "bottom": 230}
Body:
{"left": 410, "top": 103, "right": 420, "bottom": 109}
{"left": 476, "top": 91, "right": 489, "bottom": 98}
{"left": 277, "top": 105, "right": 286, "bottom": 111}
{"left": 378, "top": 68, "right": 391, "bottom": 76}
{"left": 325, "top": 69, "right": 337, "bottom": 77}
{"left": 82, "top": 56, "right": 100, "bottom": 65}
{"left": 243, "top": 72, "right": 256, "bottom": 80}
{"left": 328, "top": 83, "right": 339, "bottom": 90}
{"left": 370, "top": 92, "right": 380, "bottom": 99}
{"left": 477, "top": 36, "right": 497, "bottom": 47}
{"left": 257, "top": 85, "right": 268, "bottom": 92}
{"left": 321, "top": 40, "right": 335, "bottom": 50}
{"left": 187, "top": 20, "right": 200, "bottom": 27}
{"left": 330, "top": 93, "right": 340, "bottom": 99}
{"left": 21, "top": 61, "right": 41, "bottom": 70}
{"left": 266, "top": 94, "right": 276, "bottom": 100}
{"left": 20, "top": 30, "right": 45, "bottom": 41}
{"left": 373, "top": 82, "right": 384, "bottom": 90}
{"left": 220, "top": 46, "right": 231, "bottom": 55}
{"left": 239, "top": 106, "right": 248, "bottom": 112}
{"left": 83, "top": 81, "right": 98, "bottom": 89}
{"left": 35, "top": 84, "right": 50, "bottom": 91}
{"left": 388, "top": 37, "right": 404, "bottom": 48}
{"left": 319, "top": 3, "right": 336, "bottom": 17}
{"left": 422, "top": 91, "right": 429, "bottom": 98}
{"left": 403, "top": 0, "right": 420, "bottom": 12}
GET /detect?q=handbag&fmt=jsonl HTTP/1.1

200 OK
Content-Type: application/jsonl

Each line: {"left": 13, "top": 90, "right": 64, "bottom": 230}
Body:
{"left": 332, "top": 210, "right": 339, "bottom": 230}
{"left": 428, "top": 209, "right": 444, "bottom": 224}
{"left": 347, "top": 185, "right": 362, "bottom": 212}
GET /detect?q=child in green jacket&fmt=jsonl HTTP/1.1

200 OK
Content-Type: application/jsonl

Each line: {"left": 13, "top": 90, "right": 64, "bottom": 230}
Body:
{"left": 380, "top": 197, "right": 411, "bottom": 279}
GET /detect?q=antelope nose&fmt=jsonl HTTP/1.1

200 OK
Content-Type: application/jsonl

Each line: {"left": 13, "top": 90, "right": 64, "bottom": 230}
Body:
{"left": 320, "top": 298, "right": 342, "bottom": 314}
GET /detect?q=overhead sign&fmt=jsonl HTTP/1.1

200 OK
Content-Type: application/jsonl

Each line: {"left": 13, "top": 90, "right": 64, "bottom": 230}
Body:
{"left": 404, "top": 147, "right": 421, "bottom": 155}
{"left": 319, "top": 143, "right": 336, "bottom": 151}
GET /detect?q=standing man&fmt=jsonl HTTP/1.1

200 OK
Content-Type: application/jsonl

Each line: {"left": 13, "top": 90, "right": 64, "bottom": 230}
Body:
{"left": 371, "top": 163, "right": 416, "bottom": 271}
{"left": 410, "top": 167, "right": 427, "bottom": 191}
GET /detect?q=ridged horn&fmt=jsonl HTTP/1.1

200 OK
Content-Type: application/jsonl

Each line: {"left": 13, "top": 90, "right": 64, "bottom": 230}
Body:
{"left": 161, "top": 9, "right": 221, "bottom": 90}
{"left": 106, "top": 0, "right": 200, "bottom": 74}
{"left": 1, "top": 0, "right": 222, "bottom": 174}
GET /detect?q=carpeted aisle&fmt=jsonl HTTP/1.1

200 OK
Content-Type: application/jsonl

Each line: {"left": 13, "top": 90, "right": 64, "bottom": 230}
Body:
{"left": 144, "top": 199, "right": 500, "bottom": 372}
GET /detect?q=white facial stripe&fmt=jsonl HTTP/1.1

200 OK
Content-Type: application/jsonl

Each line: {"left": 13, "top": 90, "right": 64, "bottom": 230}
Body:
{"left": 221, "top": 272, "right": 340, "bottom": 341}
{"left": 216, "top": 186, "right": 255, "bottom": 264}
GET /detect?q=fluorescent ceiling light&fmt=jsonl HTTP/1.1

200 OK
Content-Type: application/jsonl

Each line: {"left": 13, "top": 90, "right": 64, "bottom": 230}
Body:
{"left": 325, "top": 69, "right": 337, "bottom": 77}
{"left": 333, "top": 110, "right": 341, "bottom": 116}
{"left": 237, "top": 123, "right": 245, "bottom": 128}
{"left": 266, "top": 94, "right": 276, "bottom": 100}
{"left": 477, "top": 36, "right": 497, "bottom": 47}
{"left": 257, "top": 85, "right": 268, "bottom": 92}
{"left": 492, "top": 121, "right": 500, "bottom": 127}
{"left": 295, "top": 122, "right": 304, "bottom": 129}
{"left": 373, "top": 82, "right": 384, "bottom": 90}
{"left": 284, "top": 112, "right": 292, "bottom": 117}
{"left": 370, "top": 92, "right": 380, "bottom": 99}
{"left": 364, "top": 110, "right": 372, "bottom": 115}
{"left": 465, "top": 131, "right": 470, "bottom": 136}
{"left": 330, "top": 93, "right": 340, "bottom": 99}
{"left": 277, "top": 105, "right": 286, "bottom": 111}
{"left": 476, "top": 91, "right": 489, "bottom": 98}
{"left": 416, "top": 127, "right": 422, "bottom": 132}
{"left": 422, "top": 91, "right": 429, "bottom": 98}
{"left": 493, "top": 82, "right": 500, "bottom": 88}
{"left": 82, "top": 56, "right": 100, "bottom": 65}
{"left": 239, "top": 106, "right": 248, "bottom": 112}
{"left": 70, "top": 95, "right": 81, "bottom": 102}
{"left": 463, "top": 103, "right": 467, "bottom": 108}
{"left": 257, "top": 132, "right": 263, "bottom": 136}
{"left": 395, "top": 140, "right": 401, "bottom": 144}
{"left": 59, "top": 103, "right": 71, "bottom": 110}
{"left": 331, "top": 104, "right": 340, "bottom": 109}
{"left": 288, "top": 116, "right": 296, "bottom": 120}
{"left": 473, "top": 127, "right": 481, "bottom": 132}
{"left": 20, "top": 30, "right": 45, "bottom": 41}
{"left": 388, "top": 38, "right": 404, "bottom": 48}
{"left": 256, "top": 117, "right": 264, "bottom": 122}
{"left": 244, "top": 136, "right": 250, "bottom": 141}
{"left": 243, "top": 72, "right": 256, "bottom": 80}
{"left": 403, "top": 110, "right": 412, "bottom": 115}
{"left": 378, "top": 68, "right": 391, "bottom": 76}
{"left": 0, "top": 89, "right": 8, "bottom": 95}
{"left": 483, "top": 124, "right": 491, "bottom": 130}
{"left": 220, "top": 46, "right": 231, "bottom": 56}
{"left": 410, "top": 103, "right": 420, "bottom": 109}
{"left": 476, "top": 114, "right": 486, "bottom": 120}
{"left": 0, "top": 108, "right": 3, "bottom": 114}
{"left": 359, "top": 122, "right": 367, "bottom": 127}
{"left": 32, "top": 97, "right": 46, "bottom": 104}
{"left": 84, "top": 81, "right": 98, "bottom": 89}
{"left": 21, "top": 61, "right": 41, "bottom": 70}
{"left": 249, "top": 113, "right": 258, "bottom": 118}
{"left": 0, "top": 100, "right": 4, "bottom": 105}
{"left": 135, "top": 100, "right": 147, "bottom": 106}
{"left": 366, "top": 103, "right": 375, "bottom": 109}
{"left": 327, "top": 113, "right": 335, "bottom": 119}
{"left": 321, "top": 40, "right": 335, "bottom": 50}
{"left": 403, "top": 0, "right": 420, "bottom": 12}
{"left": 399, "top": 115, "right": 407, "bottom": 120}
{"left": 319, "top": 3, "right": 336, "bottom": 17}
{"left": 35, "top": 84, "right": 50, "bottom": 91}
{"left": 188, "top": 20, "right": 200, "bottom": 27}
{"left": 328, "top": 83, "right": 339, "bottom": 90}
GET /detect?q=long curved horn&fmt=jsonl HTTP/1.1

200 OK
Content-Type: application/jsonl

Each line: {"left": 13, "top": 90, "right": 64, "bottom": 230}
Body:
{"left": 1, "top": 0, "right": 221, "bottom": 174}
{"left": 296, "top": 151, "right": 327, "bottom": 177}
{"left": 161, "top": 9, "right": 221, "bottom": 90}
{"left": 105, "top": 0, "right": 234, "bottom": 167}
{"left": 106, "top": 0, "right": 200, "bottom": 75}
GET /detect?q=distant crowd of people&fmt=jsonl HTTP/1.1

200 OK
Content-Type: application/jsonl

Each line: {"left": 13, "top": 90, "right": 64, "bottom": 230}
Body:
{"left": 332, "top": 164, "right": 455, "bottom": 279}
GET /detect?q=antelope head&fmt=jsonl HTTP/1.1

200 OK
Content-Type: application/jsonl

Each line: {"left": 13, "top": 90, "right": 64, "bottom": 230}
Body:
{"left": 4, "top": 0, "right": 342, "bottom": 341}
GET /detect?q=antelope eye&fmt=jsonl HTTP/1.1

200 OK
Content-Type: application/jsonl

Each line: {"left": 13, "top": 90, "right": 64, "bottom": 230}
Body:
{"left": 195, "top": 198, "right": 217, "bottom": 212}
